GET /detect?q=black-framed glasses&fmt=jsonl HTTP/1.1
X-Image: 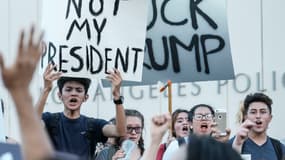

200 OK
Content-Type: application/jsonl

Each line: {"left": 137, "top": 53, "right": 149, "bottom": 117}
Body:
{"left": 126, "top": 126, "right": 142, "bottom": 134}
{"left": 193, "top": 114, "right": 214, "bottom": 121}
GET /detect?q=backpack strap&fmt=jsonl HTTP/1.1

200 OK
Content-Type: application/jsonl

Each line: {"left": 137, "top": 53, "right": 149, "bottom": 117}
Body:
{"left": 44, "top": 113, "right": 61, "bottom": 147}
{"left": 85, "top": 118, "right": 96, "bottom": 159}
{"left": 46, "top": 113, "right": 61, "bottom": 136}
{"left": 177, "top": 137, "right": 186, "bottom": 146}
{"left": 270, "top": 137, "right": 283, "bottom": 160}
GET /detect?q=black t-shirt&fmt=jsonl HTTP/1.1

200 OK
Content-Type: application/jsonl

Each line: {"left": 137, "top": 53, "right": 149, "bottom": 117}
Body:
{"left": 42, "top": 112, "right": 108, "bottom": 160}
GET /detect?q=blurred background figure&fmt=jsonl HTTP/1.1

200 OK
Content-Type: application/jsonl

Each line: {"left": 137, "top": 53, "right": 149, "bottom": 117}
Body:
{"left": 185, "top": 135, "right": 243, "bottom": 160}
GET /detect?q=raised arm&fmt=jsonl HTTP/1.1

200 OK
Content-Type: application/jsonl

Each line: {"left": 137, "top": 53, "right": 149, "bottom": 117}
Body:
{"left": 0, "top": 26, "right": 54, "bottom": 160}
{"left": 103, "top": 69, "right": 126, "bottom": 137}
{"left": 232, "top": 119, "right": 255, "bottom": 153}
{"left": 141, "top": 113, "right": 171, "bottom": 160}
{"left": 35, "top": 63, "right": 61, "bottom": 117}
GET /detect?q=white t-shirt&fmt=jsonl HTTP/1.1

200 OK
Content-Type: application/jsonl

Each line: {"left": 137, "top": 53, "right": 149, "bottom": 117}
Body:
{"left": 281, "top": 139, "right": 285, "bottom": 145}
{"left": 162, "top": 137, "right": 188, "bottom": 160}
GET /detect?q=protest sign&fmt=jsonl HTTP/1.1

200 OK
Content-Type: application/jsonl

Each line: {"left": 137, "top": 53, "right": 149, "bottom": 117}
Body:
{"left": 41, "top": 0, "right": 148, "bottom": 81}
{"left": 103, "top": 0, "right": 234, "bottom": 86}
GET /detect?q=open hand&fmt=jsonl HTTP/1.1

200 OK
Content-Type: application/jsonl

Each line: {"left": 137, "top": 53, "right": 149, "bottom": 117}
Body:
{"left": 106, "top": 68, "right": 122, "bottom": 99}
{"left": 43, "top": 63, "right": 61, "bottom": 91}
{"left": 0, "top": 26, "right": 43, "bottom": 91}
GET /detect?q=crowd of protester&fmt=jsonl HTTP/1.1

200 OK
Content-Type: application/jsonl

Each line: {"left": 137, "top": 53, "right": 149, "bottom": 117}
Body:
{"left": 0, "top": 26, "right": 284, "bottom": 160}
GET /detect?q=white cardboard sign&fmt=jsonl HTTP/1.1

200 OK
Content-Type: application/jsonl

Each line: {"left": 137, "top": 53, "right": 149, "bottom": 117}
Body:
{"left": 41, "top": 0, "right": 148, "bottom": 81}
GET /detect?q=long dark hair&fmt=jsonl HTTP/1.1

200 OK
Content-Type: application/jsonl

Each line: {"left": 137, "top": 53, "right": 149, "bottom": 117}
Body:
{"left": 124, "top": 109, "right": 145, "bottom": 155}
{"left": 171, "top": 109, "right": 189, "bottom": 137}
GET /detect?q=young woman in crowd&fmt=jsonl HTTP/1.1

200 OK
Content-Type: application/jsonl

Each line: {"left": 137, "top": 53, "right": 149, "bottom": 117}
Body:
{"left": 156, "top": 109, "right": 190, "bottom": 160}
{"left": 95, "top": 109, "right": 145, "bottom": 160}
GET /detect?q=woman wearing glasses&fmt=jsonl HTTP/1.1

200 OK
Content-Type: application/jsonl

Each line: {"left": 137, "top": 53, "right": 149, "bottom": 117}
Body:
{"left": 95, "top": 109, "right": 145, "bottom": 160}
{"left": 162, "top": 104, "right": 230, "bottom": 160}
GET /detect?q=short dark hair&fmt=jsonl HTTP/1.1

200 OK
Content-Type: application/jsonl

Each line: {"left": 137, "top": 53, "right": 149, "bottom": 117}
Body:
{"left": 243, "top": 92, "right": 273, "bottom": 115}
{"left": 57, "top": 76, "right": 91, "bottom": 94}
{"left": 188, "top": 104, "right": 215, "bottom": 122}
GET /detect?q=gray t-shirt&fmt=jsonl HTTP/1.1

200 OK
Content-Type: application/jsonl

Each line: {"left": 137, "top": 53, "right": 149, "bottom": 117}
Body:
{"left": 229, "top": 136, "right": 285, "bottom": 160}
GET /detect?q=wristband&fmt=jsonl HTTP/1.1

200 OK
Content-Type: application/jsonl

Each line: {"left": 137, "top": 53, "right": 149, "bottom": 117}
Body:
{"left": 113, "top": 96, "right": 124, "bottom": 105}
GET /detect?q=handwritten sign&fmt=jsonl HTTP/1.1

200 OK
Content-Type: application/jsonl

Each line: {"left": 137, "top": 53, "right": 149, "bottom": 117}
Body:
{"left": 103, "top": 0, "right": 234, "bottom": 86}
{"left": 41, "top": 0, "right": 148, "bottom": 81}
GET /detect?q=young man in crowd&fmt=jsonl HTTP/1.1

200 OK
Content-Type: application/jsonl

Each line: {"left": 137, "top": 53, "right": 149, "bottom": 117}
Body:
{"left": 36, "top": 51, "right": 126, "bottom": 160}
{"left": 230, "top": 92, "right": 285, "bottom": 160}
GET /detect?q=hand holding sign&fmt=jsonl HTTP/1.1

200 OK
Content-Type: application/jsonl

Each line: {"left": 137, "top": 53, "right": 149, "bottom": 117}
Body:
{"left": 106, "top": 68, "right": 122, "bottom": 99}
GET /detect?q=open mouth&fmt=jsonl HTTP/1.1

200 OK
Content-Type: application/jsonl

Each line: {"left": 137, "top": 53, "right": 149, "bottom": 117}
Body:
{"left": 69, "top": 98, "right": 78, "bottom": 105}
{"left": 200, "top": 124, "right": 208, "bottom": 129}
{"left": 182, "top": 126, "right": 189, "bottom": 132}
{"left": 256, "top": 121, "right": 262, "bottom": 125}
{"left": 69, "top": 98, "right": 78, "bottom": 103}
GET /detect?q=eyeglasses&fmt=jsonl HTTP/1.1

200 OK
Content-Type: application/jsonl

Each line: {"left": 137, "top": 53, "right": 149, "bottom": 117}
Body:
{"left": 126, "top": 126, "right": 142, "bottom": 134}
{"left": 193, "top": 114, "right": 214, "bottom": 121}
